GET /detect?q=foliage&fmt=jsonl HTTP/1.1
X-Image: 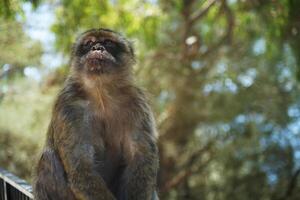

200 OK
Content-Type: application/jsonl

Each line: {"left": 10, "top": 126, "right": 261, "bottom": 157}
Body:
{"left": 51, "top": 0, "right": 162, "bottom": 54}
{"left": 0, "top": 0, "right": 44, "bottom": 182}
{"left": 0, "top": 19, "right": 42, "bottom": 69}
{"left": 0, "top": 78, "right": 58, "bottom": 181}
{"left": 0, "top": 0, "right": 40, "bottom": 18}
{"left": 0, "top": 129, "right": 39, "bottom": 181}
{"left": 0, "top": 2, "right": 43, "bottom": 79}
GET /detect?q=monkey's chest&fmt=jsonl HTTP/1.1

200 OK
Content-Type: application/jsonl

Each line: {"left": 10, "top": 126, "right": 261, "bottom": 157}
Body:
{"left": 94, "top": 147, "right": 125, "bottom": 192}
{"left": 87, "top": 107, "right": 132, "bottom": 190}
{"left": 89, "top": 122, "right": 124, "bottom": 185}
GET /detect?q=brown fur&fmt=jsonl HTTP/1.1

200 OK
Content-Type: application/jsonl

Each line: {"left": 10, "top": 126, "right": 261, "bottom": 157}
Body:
{"left": 33, "top": 29, "right": 159, "bottom": 200}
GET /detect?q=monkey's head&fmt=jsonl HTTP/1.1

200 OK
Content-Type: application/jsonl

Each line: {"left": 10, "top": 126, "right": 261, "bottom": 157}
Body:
{"left": 71, "top": 28, "right": 135, "bottom": 77}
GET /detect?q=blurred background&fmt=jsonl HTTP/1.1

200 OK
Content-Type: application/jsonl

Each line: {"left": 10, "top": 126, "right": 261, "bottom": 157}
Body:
{"left": 1, "top": 0, "right": 300, "bottom": 199}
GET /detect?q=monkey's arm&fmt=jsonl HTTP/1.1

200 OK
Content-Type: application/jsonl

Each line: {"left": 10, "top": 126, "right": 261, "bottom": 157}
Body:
{"left": 120, "top": 115, "right": 159, "bottom": 200}
{"left": 53, "top": 103, "right": 116, "bottom": 200}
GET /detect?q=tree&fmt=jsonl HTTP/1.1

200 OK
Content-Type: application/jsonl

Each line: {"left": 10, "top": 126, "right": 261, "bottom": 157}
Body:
{"left": 0, "top": 0, "right": 40, "bottom": 18}
{"left": 50, "top": 0, "right": 300, "bottom": 199}
{"left": 0, "top": 0, "right": 44, "bottom": 181}
{"left": 0, "top": 19, "right": 42, "bottom": 79}
{"left": 0, "top": 0, "right": 42, "bottom": 79}
{"left": 1, "top": 0, "right": 300, "bottom": 199}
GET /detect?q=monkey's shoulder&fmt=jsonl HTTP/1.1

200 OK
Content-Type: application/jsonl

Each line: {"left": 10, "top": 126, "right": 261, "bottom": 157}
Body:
{"left": 123, "top": 85, "right": 151, "bottom": 108}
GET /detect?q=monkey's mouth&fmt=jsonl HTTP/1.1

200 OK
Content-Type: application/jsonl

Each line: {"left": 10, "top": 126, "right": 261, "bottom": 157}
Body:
{"left": 85, "top": 52, "right": 115, "bottom": 74}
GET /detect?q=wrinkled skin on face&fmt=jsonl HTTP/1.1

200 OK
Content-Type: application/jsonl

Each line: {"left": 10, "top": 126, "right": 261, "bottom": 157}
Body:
{"left": 71, "top": 29, "right": 135, "bottom": 75}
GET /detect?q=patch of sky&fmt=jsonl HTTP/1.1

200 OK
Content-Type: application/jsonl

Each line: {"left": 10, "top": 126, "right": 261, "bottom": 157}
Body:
{"left": 252, "top": 38, "right": 266, "bottom": 55}
{"left": 268, "top": 127, "right": 300, "bottom": 149}
{"left": 16, "top": 2, "right": 67, "bottom": 81}
{"left": 234, "top": 113, "right": 265, "bottom": 125}
{"left": 267, "top": 173, "right": 278, "bottom": 186}
{"left": 197, "top": 123, "right": 231, "bottom": 137}
{"left": 22, "top": 3, "right": 55, "bottom": 48}
{"left": 158, "top": 90, "right": 169, "bottom": 102}
{"left": 158, "top": 90, "right": 175, "bottom": 105}
{"left": 200, "top": 45, "right": 208, "bottom": 53}
{"left": 284, "top": 81, "right": 293, "bottom": 91}
{"left": 147, "top": 0, "right": 158, "bottom": 4}
{"left": 1, "top": 85, "right": 9, "bottom": 93}
{"left": 191, "top": 61, "right": 203, "bottom": 70}
{"left": 261, "top": 158, "right": 284, "bottom": 183}
{"left": 24, "top": 66, "right": 42, "bottom": 82}
{"left": 224, "top": 78, "right": 238, "bottom": 93}
{"left": 288, "top": 104, "right": 300, "bottom": 118}
{"left": 281, "top": 127, "right": 300, "bottom": 168}
{"left": 283, "top": 43, "right": 297, "bottom": 65}
{"left": 203, "top": 78, "right": 237, "bottom": 95}
{"left": 259, "top": 127, "right": 282, "bottom": 151}
{"left": 260, "top": 123, "right": 274, "bottom": 133}
{"left": 195, "top": 124, "right": 220, "bottom": 139}
{"left": 22, "top": 2, "right": 65, "bottom": 71}
{"left": 110, "top": 0, "right": 117, "bottom": 4}
{"left": 238, "top": 75, "right": 253, "bottom": 87}
{"left": 287, "top": 120, "right": 300, "bottom": 136}
{"left": 203, "top": 81, "right": 221, "bottom": 94}
{"left": 237, "top": 68, "right": 256, "bottom": 87}
{"left": 228, "top": 0, "right": 237, "bottom": 5}
{"left": 277, "top": 63, "right": 292, "bottom": 81}
{"left": 2, "top": 64, "right": 10, "bottom": 72}
{"left": 200, "top": 23, "right": 210, "bottom": 35}
{"left": 295, "top": 151, "right": 300, "bottom": 165}
{"left": 260, "top": 136, "right": 269, "bottom": 149}
{"left": 218, "top": 123, "right": 230, "bottom": 132}
{"left": 232, "top": 112, "right": 300, "bottom": 169}
{"left": 216, "top": 62, "right": 227, "bottom": 74}
{"left": 250, "top": 113, "right": 264, "bottom": 123}
{"left": 41, "top": 53, "right": 65, "bottom": 71}
{"left": 275, "top": 63, "right": 295, "bottom": 91}
{"left": 235, "top": 114, "right": 246, "bottom": 124}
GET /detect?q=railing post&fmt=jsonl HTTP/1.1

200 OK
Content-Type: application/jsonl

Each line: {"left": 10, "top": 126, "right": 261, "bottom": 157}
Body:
{"left": 3, "top": 179, "right": 7, "bottom": 200}
{"left": 0, "top": 168, "right": 33, "bottom": 200}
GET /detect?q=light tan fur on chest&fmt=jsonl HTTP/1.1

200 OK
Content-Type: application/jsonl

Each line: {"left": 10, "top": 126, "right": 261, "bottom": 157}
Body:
{"left": 81, "top": 75, "right": 138, "bottom": 159}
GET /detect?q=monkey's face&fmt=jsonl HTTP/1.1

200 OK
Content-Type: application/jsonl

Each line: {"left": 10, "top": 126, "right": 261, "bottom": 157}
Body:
{"left": 72, "top": 29, "right": 134, "bottom": 76}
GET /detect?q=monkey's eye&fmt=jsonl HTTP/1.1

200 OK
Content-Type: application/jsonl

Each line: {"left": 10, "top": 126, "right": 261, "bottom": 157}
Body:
{"left": 84, "top": 40, "right": 94, "bottom": 47}
{"left": 103, "top": 39, "right": 116, "bottom": 48}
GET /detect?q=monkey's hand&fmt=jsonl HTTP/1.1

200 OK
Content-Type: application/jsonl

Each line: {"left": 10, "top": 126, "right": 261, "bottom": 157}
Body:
{"left": 54, "top": 104, "right": 116, "bottom": 200}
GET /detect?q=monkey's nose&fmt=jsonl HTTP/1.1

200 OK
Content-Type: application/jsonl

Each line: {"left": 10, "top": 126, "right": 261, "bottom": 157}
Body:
{"left": 92, "top": 44, "right": 105, "bottom": 51}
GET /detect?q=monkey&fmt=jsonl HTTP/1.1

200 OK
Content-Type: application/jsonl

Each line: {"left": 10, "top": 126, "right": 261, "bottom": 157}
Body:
{"left": 33, "top": 28, "right": 159, "bottom": 200}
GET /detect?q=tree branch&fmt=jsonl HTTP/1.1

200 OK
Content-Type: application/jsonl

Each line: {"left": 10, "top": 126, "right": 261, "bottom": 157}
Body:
{"left": 199, "top": 0, "right": 234, "bottom": 60}
{"left": 3, "top": 0, "right": 12, "bottom": 17}
{"left": 161, "top": 156, "right": 213, "bottom": 193}
{"left": 161, "top": 140, "right": 215, "bottom": 193}
{"left": 190, "top": 0, "right": 219, "bottom": 25}
{"left": 276, "top": 168, "right": 300, "bottom": 200}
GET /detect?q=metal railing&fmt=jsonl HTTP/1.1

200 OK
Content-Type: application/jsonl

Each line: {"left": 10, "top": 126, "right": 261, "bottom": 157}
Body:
{"left": 0, "top": 168, "right": 33, "bottom": 200}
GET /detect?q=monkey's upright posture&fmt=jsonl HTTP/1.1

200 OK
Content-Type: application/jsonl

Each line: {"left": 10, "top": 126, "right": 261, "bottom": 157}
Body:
{"left": 33, "top": 29, "right": 159, "bottom": 200}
